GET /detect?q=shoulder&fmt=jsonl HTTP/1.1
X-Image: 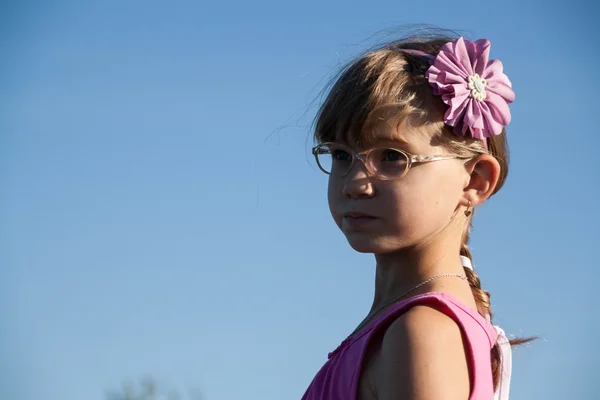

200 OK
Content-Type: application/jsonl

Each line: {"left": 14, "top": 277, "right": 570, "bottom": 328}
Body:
{"left": 376, "top": 305, "right": 471, "bottom": 400}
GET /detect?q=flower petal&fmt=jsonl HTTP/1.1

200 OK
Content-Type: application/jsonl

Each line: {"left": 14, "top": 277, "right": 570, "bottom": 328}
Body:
{"left": 445, "top": 92, "right": 470, "bottom": 122}
{"left": 471, "top": 39, "right": 491, "bottom": 76}
{"left": 487, "top": 80, "right": 515, "bottom": 103}
{"left": 440, "top": 70, "right": 467, "bottom": 85}
{"left": 464, "top": 100, "right": 485, "bottom": 130}
{"left": 479, "top": 101, "right": 504, "bottom": 136}
{"left": 485, "top": 91, "right": 512, "bottom": 126}
{"left": 433, "top": 51, "right": 469, "bottom": 80}
{"left": 453, "top": 83, "right": 470, "bottom": 98}
{"left": 450, "top": 37, "right": 474, "bottom": 76}
{"left": 469, "top": 126, "right": 486, "bottom": 140}
{"left": 482, "top": 60, "right": 510, "bottom": 85}
{"left": 454, "top": 119, "right": 472, "bottom": 137}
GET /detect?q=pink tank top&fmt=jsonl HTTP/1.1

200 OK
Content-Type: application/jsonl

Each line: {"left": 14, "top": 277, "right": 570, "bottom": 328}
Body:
{"left": 301, "top": 292, "right": 498, "bottom": 400}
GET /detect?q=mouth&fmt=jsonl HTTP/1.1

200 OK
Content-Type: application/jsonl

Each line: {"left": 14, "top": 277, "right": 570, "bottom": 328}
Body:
{"left": 342, "top": 211, "right": 378, "bottom": 228}
{"left": 343, "top": 211, "right": 376, "bottom": 219}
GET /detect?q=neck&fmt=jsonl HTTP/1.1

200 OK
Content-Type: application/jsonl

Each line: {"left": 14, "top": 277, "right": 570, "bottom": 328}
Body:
{"left": 369, "top": 239, "right": 465, "bottom": 314}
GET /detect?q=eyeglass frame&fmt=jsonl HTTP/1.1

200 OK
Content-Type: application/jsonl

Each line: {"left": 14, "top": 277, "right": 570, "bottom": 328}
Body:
{"left": 311, "top": 142, "right": 469, "bottom": 180}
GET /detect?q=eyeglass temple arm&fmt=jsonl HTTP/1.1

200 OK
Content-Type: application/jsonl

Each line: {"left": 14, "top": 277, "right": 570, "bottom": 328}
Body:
{"left": 411, "top": 154, "right": 458, "bottom": 163}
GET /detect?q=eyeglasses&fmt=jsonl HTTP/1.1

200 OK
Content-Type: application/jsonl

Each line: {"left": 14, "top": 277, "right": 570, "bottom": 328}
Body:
{"left": 312, "top": 142, "right": 465, "bottom": 180}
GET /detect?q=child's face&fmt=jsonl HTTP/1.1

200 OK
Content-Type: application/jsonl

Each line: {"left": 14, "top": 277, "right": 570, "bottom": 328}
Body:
{"left": 327, "top": 122, "right": 468, "bottom": 254}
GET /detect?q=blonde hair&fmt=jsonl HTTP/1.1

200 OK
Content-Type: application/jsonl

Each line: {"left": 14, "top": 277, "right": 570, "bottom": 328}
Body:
{"left": 313, "top": 34, "right": 530, "bottom": 389}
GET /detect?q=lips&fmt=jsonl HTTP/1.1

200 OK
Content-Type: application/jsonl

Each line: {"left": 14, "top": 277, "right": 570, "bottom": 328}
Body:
{"left": 342, "top": 211, "right": 378, "bottom": 229}
{"left": 343, "top": 211, "right": 376, "bottom": 219}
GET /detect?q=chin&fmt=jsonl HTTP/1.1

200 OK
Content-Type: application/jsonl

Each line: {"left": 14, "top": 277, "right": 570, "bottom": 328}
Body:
{"left": 344, "top": 233, "right": 404, "bottom": 254}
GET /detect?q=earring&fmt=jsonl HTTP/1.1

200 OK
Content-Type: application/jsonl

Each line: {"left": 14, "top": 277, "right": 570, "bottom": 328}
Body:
{"left": 464, "top": 200, "right": 472, "bottom": 217}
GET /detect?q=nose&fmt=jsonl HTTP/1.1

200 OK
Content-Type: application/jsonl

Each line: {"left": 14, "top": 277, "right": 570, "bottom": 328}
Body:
{"left": 342, "top": 159, "right": 375, "bottom": 198}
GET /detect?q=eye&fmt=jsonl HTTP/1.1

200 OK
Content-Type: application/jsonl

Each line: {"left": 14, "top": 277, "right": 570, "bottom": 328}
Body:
{"left": 380, "top": 149, "right": 406, "bottom": 163}
{"left": 332, "top": 149, "right": 352, "bottom": 161}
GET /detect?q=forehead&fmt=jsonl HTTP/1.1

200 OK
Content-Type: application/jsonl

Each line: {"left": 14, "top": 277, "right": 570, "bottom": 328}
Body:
{"left": 334, "top": 112, "right": 443, "bottom": 151}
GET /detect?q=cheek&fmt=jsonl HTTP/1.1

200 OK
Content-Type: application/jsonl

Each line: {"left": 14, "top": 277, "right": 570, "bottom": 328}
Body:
{"left": 386, "top": 170, "right": 462, "bottom": 228}
{"left": 327, "top": 178, "right": 344, "bottom": 228}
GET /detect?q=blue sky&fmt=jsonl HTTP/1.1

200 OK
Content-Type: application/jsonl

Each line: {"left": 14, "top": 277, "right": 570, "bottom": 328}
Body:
{"left": 1, "top": 0, "right": 598, "bottom": 399}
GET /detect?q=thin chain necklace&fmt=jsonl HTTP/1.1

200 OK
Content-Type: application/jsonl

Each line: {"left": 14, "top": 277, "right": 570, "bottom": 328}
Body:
{"left": 348, "top": 273, "right": 467, "bottom": 338}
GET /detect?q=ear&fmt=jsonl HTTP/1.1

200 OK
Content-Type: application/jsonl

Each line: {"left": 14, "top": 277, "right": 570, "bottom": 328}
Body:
{"left": 461, "top": 154, "right": 501, "bottom": 208}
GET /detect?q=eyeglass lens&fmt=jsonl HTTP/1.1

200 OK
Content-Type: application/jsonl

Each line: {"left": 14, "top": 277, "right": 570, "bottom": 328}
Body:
{"left": 316, "top": 144, "right": 409, "bottom": 178}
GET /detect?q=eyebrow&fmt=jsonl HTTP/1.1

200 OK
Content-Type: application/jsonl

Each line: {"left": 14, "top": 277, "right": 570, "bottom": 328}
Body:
{"left": 334, "top": 129, "right": 411, "bottom": 148}
{"left": 370, "top": 134, "right": 410, "bottom": 146}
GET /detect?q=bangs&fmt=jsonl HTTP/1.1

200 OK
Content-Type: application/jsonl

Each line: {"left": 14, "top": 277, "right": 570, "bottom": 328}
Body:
{"left": 314, "top": 46, "right": 446, "bottom": 148}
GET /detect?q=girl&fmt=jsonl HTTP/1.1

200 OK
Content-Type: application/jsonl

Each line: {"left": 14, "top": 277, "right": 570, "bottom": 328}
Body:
{"left": 301, "top": 34, "right": 529, "bottom": 400}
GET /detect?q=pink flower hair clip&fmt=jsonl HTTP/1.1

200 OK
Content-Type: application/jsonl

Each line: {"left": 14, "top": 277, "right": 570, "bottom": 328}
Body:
{"left": 404, "top": 37, "right": 515, "bottom": 141}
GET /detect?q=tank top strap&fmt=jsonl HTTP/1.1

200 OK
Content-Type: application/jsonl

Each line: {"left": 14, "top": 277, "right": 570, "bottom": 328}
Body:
{"left": 365, "top": 292, "right": 498, "bottom": 348}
